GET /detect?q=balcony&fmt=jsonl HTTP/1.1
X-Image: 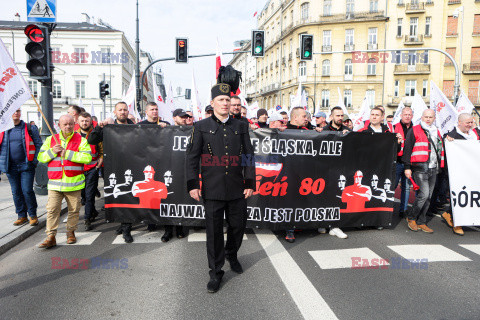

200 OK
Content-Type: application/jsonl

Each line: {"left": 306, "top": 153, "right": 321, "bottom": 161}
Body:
{"left": 322, "top": 45, "right": 332, "bottom": 53}
{"left": 448, "top": 0, "right": 461, "bottom": 4}
{"left": 463, "top": 63, "right": 480, "bottom": 74}
{"left": 404, "top": 34, "right": 424, "bottom": 45}
{"left": 367, "top": 43, "right": 378, "bottom": 50}
{"left": 320, "top": 11, "right": 386, "bottom": 23}
{"left": 344, "top": 44, "right": 355, "bottom": 51}
{"left": 406, "top": 2, "right": 425, "bottom": 13}
{"left": 394, "top": 64, "right": 431, "bottom": 74}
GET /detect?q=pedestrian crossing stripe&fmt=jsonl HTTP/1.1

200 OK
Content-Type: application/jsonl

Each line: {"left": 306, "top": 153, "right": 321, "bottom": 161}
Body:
{"left": 37, "top": 232, "right": 101, "bottom": 246}
{"left": 111, "top": 230, "right": 248, "bottom": 244}
{"left": 309, "top": 247, "right": 389, "bottom": 270}
{"left": 388, "top": 245, "right": 471, "bottom": 262}
{"left": 459, "top": 244, "right": 480, "bottom": 257}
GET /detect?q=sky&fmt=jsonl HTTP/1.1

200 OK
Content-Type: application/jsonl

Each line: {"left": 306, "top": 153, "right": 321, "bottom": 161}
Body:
{"left": 1, "top": 0, "right": 264, "bottom": 107}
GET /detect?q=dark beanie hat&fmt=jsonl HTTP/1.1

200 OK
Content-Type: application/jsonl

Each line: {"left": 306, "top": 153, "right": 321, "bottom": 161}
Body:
{"left": 257, "top": 108, "right": 268, "bottom": 118}
{"left": 211, "top": 83, "right": 231, "bottom": 100}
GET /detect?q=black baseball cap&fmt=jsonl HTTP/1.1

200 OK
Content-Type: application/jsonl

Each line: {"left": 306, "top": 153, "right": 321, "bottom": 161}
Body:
{"left": 205, "top": 105, "right": 213, "bottom": 112}
{"left": 173, "top": 109, "right": 187, "bottom": 117}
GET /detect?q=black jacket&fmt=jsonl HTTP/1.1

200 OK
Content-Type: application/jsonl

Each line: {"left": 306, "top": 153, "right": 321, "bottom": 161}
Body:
{"left": 186, "top": 114, "right": 255, "bottom": 201}
{"left": 231, "top": 113, "right": 250, "bottom": 124}
{"left": 138, "top": 119, "right": 170, "bottom": 126}
{"left": 323, "top": 122, "right": 350, "bottom": 132}
{"left": 362, "top": 123, "right": 402, "bottom": 153}
{"left": 87, "top": 118, "right": 134, "bottom": 145}
{"left": 286, "top": 122, "right": 308, "bottom": 130}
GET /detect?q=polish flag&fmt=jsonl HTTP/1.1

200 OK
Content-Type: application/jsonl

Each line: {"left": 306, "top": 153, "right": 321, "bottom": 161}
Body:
{"left": 253, "top": 11, "right": 258, "bottom": 17}
{"left": 255, "top": 162, "right": 283, "bottom": 180}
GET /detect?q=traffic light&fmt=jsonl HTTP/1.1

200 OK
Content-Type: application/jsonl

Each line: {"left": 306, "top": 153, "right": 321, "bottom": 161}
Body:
{"left": 251, "top": 30, "right": 265, "bottom": 57}
{"left": 24, "top": 24, "right": 51, "bottom": 80}
{"left": 300, "top": 34, "right": 313, "bottom": 61}
{"left": 99, "top": 81, "right": 109, "bottom": 100}
{"left": 175, "top": 38, "right": 188, "bottom": 63}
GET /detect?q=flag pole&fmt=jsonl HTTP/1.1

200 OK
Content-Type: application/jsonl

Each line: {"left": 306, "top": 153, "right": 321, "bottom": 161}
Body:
{"left": 30, "top": 93, "right": 60, "bottom": 144}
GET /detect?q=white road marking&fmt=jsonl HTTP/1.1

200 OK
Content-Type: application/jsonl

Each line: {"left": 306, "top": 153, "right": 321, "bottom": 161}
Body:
{"left": 309, "top": 247, "right": 389, "bottom": 270}
{"left": 187, "top": 231, "right": 248, "bottom": 242}
{"left": 388, "top": 245, "right": 471, "bottom": 262}
{"left": 254, "top": 230, "right": 338, "bottom": 320}
{"left": 112, "top": 231, "right": 165, "bottom": 244}
{"left": 459, "top": 244, "right": 480, "bottom": 256}
{"left": 38, "top": 232, "right": 102, "bottom": 246}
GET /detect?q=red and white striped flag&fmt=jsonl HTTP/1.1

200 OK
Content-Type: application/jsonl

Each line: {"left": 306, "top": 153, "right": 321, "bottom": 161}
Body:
{"left": 255, "top": 162, "right": 283, "bottom": 181}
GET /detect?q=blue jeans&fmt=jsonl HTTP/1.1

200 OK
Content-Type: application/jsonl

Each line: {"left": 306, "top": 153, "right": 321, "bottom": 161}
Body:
{"left": 6, "top": 162, "right": 37, "bottom": 218}
{"left": 395, "top": 162, "right": 411, "bottom": 213}
{"left": 408, "top": 168, "right": 437, "bottom": 225}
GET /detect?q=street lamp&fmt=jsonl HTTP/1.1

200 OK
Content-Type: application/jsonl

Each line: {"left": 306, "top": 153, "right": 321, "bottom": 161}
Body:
{"left": 453, "top": 6, "right": 464, "bottom": 97}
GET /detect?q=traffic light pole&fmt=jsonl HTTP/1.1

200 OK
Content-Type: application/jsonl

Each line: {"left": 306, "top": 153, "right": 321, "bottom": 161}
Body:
{"left": 102, "top": 73, "right": 106, "bottom": 120}
{"left": 138, "top": 51, "right": 249, "bottom": 114}
{"left": 39, "top": 77, "right": 54, "bottom": 140}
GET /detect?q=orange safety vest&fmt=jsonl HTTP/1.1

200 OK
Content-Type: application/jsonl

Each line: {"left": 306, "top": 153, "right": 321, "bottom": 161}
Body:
{"left": 411, "top": 125, "right": 444, "bottom": 168}
{"left": 84, "top": 143, "right": 98, "bottom": 171}
{"left": 47, "top": 133, "right": 84, "bottom": 179}
{"left": 0, "top": 123, "right": 36, "bottom": 161}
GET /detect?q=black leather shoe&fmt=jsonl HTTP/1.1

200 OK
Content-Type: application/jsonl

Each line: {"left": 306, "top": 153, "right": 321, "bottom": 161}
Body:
{"left": 84, "top": 220, "right": 93, "bottom": 231}
{"left": 122, "top": 224, "right": 134, "bottom": 243}
{"left": 161, "top": 231, "right": 173, "bottom": 242}
{"left": 207, "top": 278, "right": 222, "bottom": 293}
{"left": 147, "top": 224, "right": 157, "bottom": 232}
{"left": 115, "top": 225, "right": 123, "bottom": 235}
{"left": 228, "top": 258, "right": 243, "bottom": 274}
{"left": 90, "top": 211, "right": 99, "bottom": 222}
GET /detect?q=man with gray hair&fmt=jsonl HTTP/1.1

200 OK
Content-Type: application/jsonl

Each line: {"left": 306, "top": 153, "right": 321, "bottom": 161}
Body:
{"left": 403, "top": 109, "right": 443, "bottom": 233}
{"left": 439, "top": 113, "right": 480, "bottom": 235}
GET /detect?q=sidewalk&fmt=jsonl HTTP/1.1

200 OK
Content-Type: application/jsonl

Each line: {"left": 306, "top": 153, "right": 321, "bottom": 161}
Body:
{"left": 0, "top": 173, "right": 104, "bottom": 255}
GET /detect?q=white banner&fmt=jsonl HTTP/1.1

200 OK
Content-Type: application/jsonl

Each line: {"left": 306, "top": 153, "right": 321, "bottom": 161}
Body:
{"left": 456, "top": 90, "right": 475, "bottom": 115}
{"left": 0, "top": 38, "right": 32, "bottom": 133}
{"left": 430, "top": 80, "right": 458, "bottom": 135}
{"left": 445, "top": 140, "right": 480, "bottom": 226}
{"left": 191, "top": 70, "right": 203, "bottom": 122}
{"left": 411, "top": 90, "right": 427, "bottom": 125}
{"left": 392, "top": 100, "right": 405, "bottom": 125}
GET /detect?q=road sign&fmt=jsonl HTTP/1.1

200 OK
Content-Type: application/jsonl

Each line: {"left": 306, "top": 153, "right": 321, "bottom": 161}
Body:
{"left": 27, "top": 0, "right": 56, "bottom": 23}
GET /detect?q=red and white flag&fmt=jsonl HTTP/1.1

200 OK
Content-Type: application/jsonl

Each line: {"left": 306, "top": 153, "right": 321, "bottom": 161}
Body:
{"left": 430, "top": 80, "right": 458, "bottom": 135}
{"left": 122, "top": 71, "right": 140, "bottom": 120}
{"left": 392, "top": 100, "right": 405, "bottom": 125}
{"left": 353, "top": 95, "right": 370, "bottom": 131}
{"left": 456, "top": 89, "right": 474, "bottom": 115}
{"left": 246, "top": 101, "right": 259, "bottom": 119}
{"left": 411, "top": 90, "right": 427, "bottom": 125}
{"left": 255, "top": 162, "right": 283, "bottom": 181}
{"left": 0, "top": 38, "right": 32, "bottom": 133}
{"left": 215, "top": 38, "right": 223, "bottom": 79}
{"left": 191, "top": 70, "right": 203, "bottom": 121}
{"left": 153, "top": 82, "right": 174, "bottom": 125}
{"left": 336, "top": 87, "right": 349, "bottom": 117}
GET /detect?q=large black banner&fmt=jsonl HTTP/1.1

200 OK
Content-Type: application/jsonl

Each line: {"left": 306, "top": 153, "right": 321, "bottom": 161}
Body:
{"left": 104, "top": 125, "right": 396, "bottom": 230}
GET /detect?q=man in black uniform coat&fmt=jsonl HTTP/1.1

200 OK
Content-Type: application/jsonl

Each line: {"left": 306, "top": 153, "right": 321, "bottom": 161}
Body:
{"left": 186, "top": 83, "right": 255, "bottom": 293}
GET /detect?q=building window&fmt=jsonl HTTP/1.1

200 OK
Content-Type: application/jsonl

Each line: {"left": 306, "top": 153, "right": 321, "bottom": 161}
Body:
{"left": 28, "top": 80, "right": 38, "bottom": 98}
{"left": 394, "top": 80, "right": 399, "bottom": 97}
{"left": 422, "top": 80, "right": 428, "bottom": 97}
{"left": 423, "top": 50, "right": 429, "bottom": 64}
{"left": 344, "top": 90, "right": 352, "bottom": 108}
{"left": 393, "top": 50, "right": 401, "bottom": 64}
{"left": 447, "top": 16, "right": 458, "bottom": 36}
{"left": 346, "top": 0, "right": 354, "bottom": 15}
{"left": 366, "top": 90, "right": 375, "bottom": 108}
{"left": 468, "top": 80, "right": 480, "bottom": 104}
{"left": 425, "top": 17, "right": 431, "bottom": 36}
{"left": 101, "top": 48, "right": 111, "bottom": 63}
{"left": 398, "top": 0, "right": 404, "bottom": 5}
{"left": 321, "top": 90, "right": 330, "bottom": 108}
{"left": 322, "top": 59, "right": 330, "bottom": 76}
{"left": 290, "top": 10, "right": 294, "bottom": 24}
{"left": 323, "top": 0, "right": 331, "bottom": 16}
{"left": 344, "top": 59, "right": 353, "bottom": 80}
{"left": 53, "top": 80, "right": 62, "bottom": 98}
{"left": 368, "top": 28, "right": 377, "bottom": 44}
{"left": 298, "top": 61, "right": 307, "bottom": 77}
{"left": 445, "top": 47, "right": 456, "bottom": 65}
{"left": 301, "top": 2, "right": 309, "bottom": 20}
{"left": 367, "top": 58, "right": 376, "bottom": 75}
{"left": 369, "top": 0, "right": 378, "bottom": 13}
{"left": 443, "top": 80, "right": 454, "bottom": 99}
{"left": 345, "top": 29, "right": 354, "bottom": 45}
{"left": 323, "top": 30, "right": 331, "bottom": 46}
{"left": 409, "top": 17, "right": 418, "bottom": 37}
{"left": 397, "top": 18, "right": 403, "bottom": 37}
{"left": 75, "top": 80, "right": 85, "bottom": 98}
{"left": 74, "top": 47, "right": 86, "bottom": 63}
{"left": 405, "top": 80, "right": 416, "bottom": 97}
{"left": 474, "top": 15, "right": 480, "bottom": 35}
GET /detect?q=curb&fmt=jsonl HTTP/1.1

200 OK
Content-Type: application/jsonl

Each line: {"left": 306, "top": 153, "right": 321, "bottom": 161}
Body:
{"left": 0, "top": 206, "right": 68, "bottom": 256}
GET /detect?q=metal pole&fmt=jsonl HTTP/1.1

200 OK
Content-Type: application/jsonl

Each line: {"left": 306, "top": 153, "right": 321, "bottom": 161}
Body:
{"left": 313, "top": 59, "right": 317, "bottom": 114}
{"left": 313, "top": 47, "right": 460, "bottom": 105}
{"left": 135, "top": 0, "right": 141, "bottom": 113}
{"left": 102, "top": 73, "right": 106, "bottom": 120}
{"left": 457, "top": 7, "right": 464, "bottom": 103}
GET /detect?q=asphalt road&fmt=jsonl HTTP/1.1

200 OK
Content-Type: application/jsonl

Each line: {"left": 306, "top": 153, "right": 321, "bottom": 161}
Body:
{"left": 0, "top": 204, "right": 479, "bottom": 320}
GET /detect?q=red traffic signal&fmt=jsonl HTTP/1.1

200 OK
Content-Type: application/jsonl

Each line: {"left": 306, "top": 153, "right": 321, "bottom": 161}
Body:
{"left": 24, "top": 24, "right": 45, "bottom": 43}
{"left": 175, "top": 38, "right": 188, "bottom": 63}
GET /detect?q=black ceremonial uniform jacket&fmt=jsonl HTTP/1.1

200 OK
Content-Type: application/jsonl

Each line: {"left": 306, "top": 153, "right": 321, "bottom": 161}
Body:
{"left": 186, "top": 114, "right": 255, "bottom": 201}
